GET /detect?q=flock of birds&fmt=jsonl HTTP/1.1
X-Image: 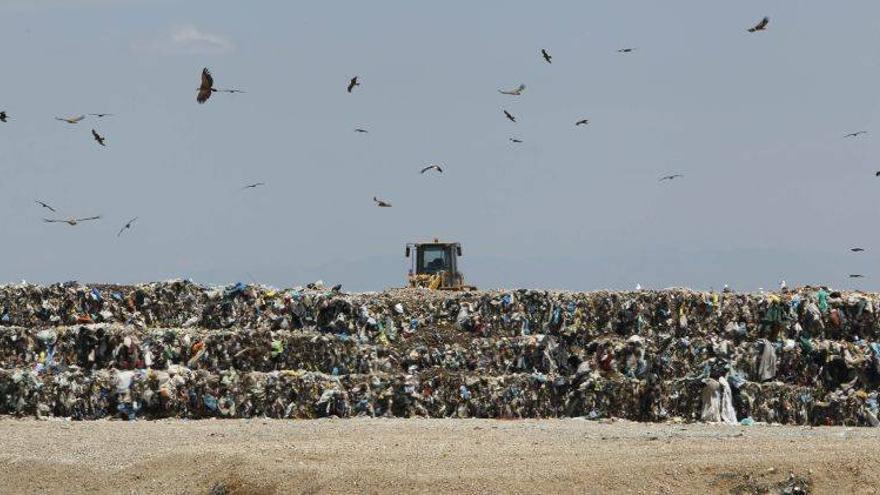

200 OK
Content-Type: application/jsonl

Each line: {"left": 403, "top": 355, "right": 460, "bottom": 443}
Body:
{"left": 5, "top": 15, "right": 875, "bottom": 280}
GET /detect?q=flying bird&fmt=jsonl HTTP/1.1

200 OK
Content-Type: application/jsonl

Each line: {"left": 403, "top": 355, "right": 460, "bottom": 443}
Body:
{"left": 420, "top": 164, "right": 443, "bottom": 174}
{"left": 354, "top": 128, "right": 369, "bottom": 133}
{"left": 196, "top": 68, "right": 245, "bottom": 104}
{"left": 748, "top": 17, "right": 769, "bottom": 33}
{"left": 241, "top": 182, "right": 265, "bottom": 190}
{"left": 347, "top": 76, "right": 360, "bottom": 93}
{"left": 844, "top": 131, "right": 867, "bottom": 138}
{"left": 575, "top": 119, "right": 590, "bottom": 126}
{"left": 541, "top": 49, "right": 552, "bottom": 63}
{"left": 373, "top": 196, "right": 392, "bottom": 207}
{"left": 89, "top": 113, "right": 114, "bottom": 118}
{"left": 117, "top": 217, "right": 138, "bottom": 237}
{"left": 55, "top": 115, "right": 85, "bottom": 124}
{"left": 498, "top": 84, "right": 526, "bottom": 96}
{"left": 618, "top": 48, "right": 636, "bottom": 53}
{"left": 34, "top": 200, "right": 56, "bottom": 213}
{"left": 659, "top": 174, "right": 684, "bottom": 182}
{"left": 0, "top": 111, "right": 7, "bottom": 123}
{"left": 875, "top": 171, "right": 880, "bottom": 177}
{"left": 503, "top": 110, "right": 516, "bottom": 123}
{"left": 43, "top": 215, "right": 101, "bottom": 226}
{"left": 851, "top": 248, "right": 866, "bottom": 252}
{"left": 91, "top": 129, "right": 106, "bottom": 146}
{"left": 849, "top": 274, "right": 866, "bottom": 278}
{"left": 510, "top": 138, "right": 523, "bottom": 143}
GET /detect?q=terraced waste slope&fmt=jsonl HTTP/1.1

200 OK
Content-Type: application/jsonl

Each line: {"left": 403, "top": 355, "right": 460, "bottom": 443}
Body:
{"left": 1, "top": 281, "right": 879, "bottom": 425}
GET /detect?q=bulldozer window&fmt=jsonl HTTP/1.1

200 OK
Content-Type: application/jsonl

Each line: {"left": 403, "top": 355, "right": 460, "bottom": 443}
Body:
{"left": 419, "top": 246, "right": 448, "bottom": 274}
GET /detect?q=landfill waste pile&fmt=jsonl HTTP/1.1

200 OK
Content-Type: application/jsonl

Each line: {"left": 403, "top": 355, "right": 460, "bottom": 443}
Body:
{"left": 1, "top": 280, "right": 880, "bottom": 425}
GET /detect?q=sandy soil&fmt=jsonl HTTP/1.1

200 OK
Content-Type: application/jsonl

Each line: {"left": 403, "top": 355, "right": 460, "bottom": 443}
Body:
{"left": 0, "top": 418, "right": 878, "bottom": 494}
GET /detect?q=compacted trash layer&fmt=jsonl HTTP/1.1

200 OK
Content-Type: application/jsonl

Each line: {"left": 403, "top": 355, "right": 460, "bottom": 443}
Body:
{"left": 0, "top": 281, "right": 878, "bottom": 425}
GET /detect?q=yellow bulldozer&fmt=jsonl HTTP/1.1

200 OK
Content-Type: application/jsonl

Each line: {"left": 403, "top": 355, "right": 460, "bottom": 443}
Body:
{"left": 405, "top": 239, "right": 475, "bottom": 290}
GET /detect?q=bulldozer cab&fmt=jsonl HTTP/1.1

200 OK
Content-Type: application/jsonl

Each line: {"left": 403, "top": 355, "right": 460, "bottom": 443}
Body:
{"left": 405, "top": 240, "right": 472, "bottom": 290}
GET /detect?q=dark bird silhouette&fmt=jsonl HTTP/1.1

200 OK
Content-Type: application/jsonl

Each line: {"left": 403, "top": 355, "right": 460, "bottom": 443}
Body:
{"left": 347, "top": 76, "right": 360, "bottom": 93}
{"left": 851, "top": 248, "right": 866, "bottom": 252}
{"left": 875, "top": 171, "right": 880, "bottom": 177}
{"left": 420, "top": 164, "right": 443, "bottom": 174}
{"left": 499, "top": 84, "right": 526, "bottom": 96}
{"left": 43, "top": 215, "right": 101, "bottom": 226}
{"left": 659, "top": 174, "right": 684, "bottom": 182}
{"left": 0, "top": 111, "right": 7, "bottom": 123}
{"left": 541, "top": 49, "right": 552, "bottom": 63}
{"left": 618, "top": 48, "right": 636, "bottom": 53}
{"left": 503, "top": 110, "right": 516, "bottom": 123}
{"left": 117, "top": 217, "right": 138, "bottom": 237}
{"left": 55, "top": 115, "right": 85, "bottom": 124}
{"left": 510, "top": 138, "right": 523, "bottom": 143}
{"left": 89, "top": 113, "right": 114, "bottom": 118}
{"left": 575, "top": 119, "right": 590, "bottom": 126}
{"left": 354, "top": 128, "right": 369, "bottom": 133}
{"left": 748, "top": 17, "right": 769, "bottom": 33}
{"left": 844, "top": 131, "right": 867, "bottom": 138}
{"left": 241, "top": 182, "right": 265, "bottom": 190}
{"left": 373, "top": 196, "right": 392, "bottom": 207}
{"left": 849, "top": 274, "right": 866, "bottom": 278}
{"left": 91, "top": 129, "right": 106, "bottom": 146}
{"left": 197, "top": 68, "right": 245, "bottom": 104}
{"left": 34, "top": 200, "right": 56, "bottom": 213}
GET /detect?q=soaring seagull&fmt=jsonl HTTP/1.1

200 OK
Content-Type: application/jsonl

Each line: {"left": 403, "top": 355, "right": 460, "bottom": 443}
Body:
{"left": 373, "top": 196, "right": 392, "bottom": 207}
{"left": 347, "top": 76, "right": 360, "bottom": 93}
{"left": 241, "top": 182, "right": 265, "bottom": 190}
{"left": 510, "top": 138, "right": 523, "bottom": 143}
{"left": 503, "top": 110, "right": 517, "bottom": 123}
{"left": 117, "top": 217, "right": 138, "bottom": 237}
{"left": 197, "top": 68, "right": 245, "bottom": 104}
{"left": 89, "top": 113, "right": 114, "bottom": 118}
{"left": 420, "top": 164, "right": 443, "bottom": 174}
{"left": 618, "top": 48, "right": 636, "bottom": 53}
{"left": 541, "top": 48, "right": 552, "bottom": 63}
{"left": 499, "top": 84, "right": 526, "bottom": 96}
{"left": 844, "top": 131, "right": 867, "bottom": 138}
{"left": 91, "top": 129, "right": 106, "bottom": 146}
{"left": 34, "top": 200, "right": 56, "bottom": 213}
{"left": 849, "top": 274, "right": 866, "bottom": 278}
{"left": 55, "top": 115, "right": 85, "bottom": 124}
{"left": 43, "top": 215, "right": 101, "bottom": 226}
{"left": 575, "top": 119, "right": 590, "bottom": 126}
{"left": 851, "top": 248, "right": 866, "bottom": 252}
{"left": 0, "top": 111, "right": 7, "bottom": 123}
{"left": 354, "top": 128, "right": 369, "bottom": 133}
{"left": 659, "top": 174, "right": 684, "bottom": 182}
{"left": 748, "top": 17, "right": 769, "bottom": 33}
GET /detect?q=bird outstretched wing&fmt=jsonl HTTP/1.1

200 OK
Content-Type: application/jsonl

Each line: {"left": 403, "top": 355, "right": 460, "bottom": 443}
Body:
{"left": 197, "top": 68, "right": 213, "bottom": 103}
{"left": 117, "top": 217, "right": 138, "bottom": 237}
{"left": 200, "top": 68, "right": 213, "bottom": 90}
{"left": 35, "top": 200, "right": 56, "bottom": 212}
{"left": 748, "top": 17, "right": 769, "bottom": 32}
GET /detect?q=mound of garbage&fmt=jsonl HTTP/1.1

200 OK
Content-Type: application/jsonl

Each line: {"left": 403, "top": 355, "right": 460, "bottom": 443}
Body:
{"left": 1, "top": 280, "right": 879, "bottom": 425}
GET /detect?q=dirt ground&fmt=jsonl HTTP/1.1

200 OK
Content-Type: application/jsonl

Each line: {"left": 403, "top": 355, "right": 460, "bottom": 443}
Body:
{"left": 0, "top": 418, "right": 878, "bottom": 494}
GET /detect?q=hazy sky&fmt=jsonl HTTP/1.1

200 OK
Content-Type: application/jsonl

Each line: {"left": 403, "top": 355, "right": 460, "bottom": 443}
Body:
{"left": 1, "top": 1, "right": 880, "bottom": 291}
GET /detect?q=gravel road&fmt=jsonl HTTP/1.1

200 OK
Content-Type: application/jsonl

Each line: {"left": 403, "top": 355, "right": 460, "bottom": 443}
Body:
{"left": 0, "top": 418, "right": 878, "bottom": 494}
